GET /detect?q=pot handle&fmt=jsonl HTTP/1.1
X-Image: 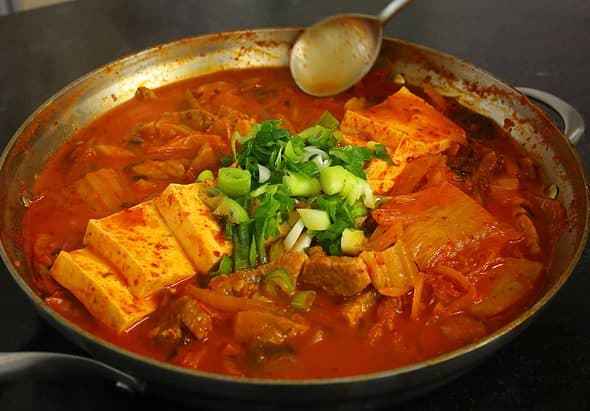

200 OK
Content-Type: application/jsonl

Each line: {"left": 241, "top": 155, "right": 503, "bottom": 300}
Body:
{"left": 0, "top": 352, "right": 145, "bottom": 394}
{"left": 516, "top": 87, "right": 585, "bottom": 145}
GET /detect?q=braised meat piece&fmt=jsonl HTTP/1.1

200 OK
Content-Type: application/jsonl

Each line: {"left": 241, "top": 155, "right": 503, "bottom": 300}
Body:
{"left": 300, "top": 247, "right": 371, "bottom": 296}
{"left": 151, "top": 296, "right": 213, "bottom": 346}
{"left": 341, "top": 288, "right": 380, "bottom": 327}
{"left": 209, "top": 251, "right": 307, "bottom": 297}
{"left": 234, "top": 310, "right": 309, "bottom": 347}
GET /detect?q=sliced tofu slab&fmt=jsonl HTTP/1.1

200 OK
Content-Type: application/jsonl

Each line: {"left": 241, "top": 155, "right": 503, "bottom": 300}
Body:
{"left": 341, "top": 87, "right": 466, "bottom": 194}
{"left": 153, "top": 183, "right": 231, "bottom": 274}
{"left": 50, "top": 249, "right": 156, "bottom": 332}
{"left": 341, "top": 87, "right": 466, "bottom": 154}
{"left": 366, "top": 154, "right": 444, "bottom": 195}
{"left": 84, "top": 200, "right": 195, "bottom": 298}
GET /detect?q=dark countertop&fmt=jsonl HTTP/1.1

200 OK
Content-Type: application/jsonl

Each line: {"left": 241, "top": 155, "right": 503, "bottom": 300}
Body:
{"left": 1, "top": 0, "right": 589, "bottom": 410}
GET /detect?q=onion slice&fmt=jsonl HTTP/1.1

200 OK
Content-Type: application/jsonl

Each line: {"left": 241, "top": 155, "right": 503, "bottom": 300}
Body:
{"left": 283, "top": 219, "right": 305, "bottom": 250}
{"left": 293, "top": 231, "right": 312, "bottom": 252}
{"left": 258, "top": 164, "right": 271, "bottom": 183}
{"left": 303, "top": 146, "right": 328, "bottom": 161}
{"left": 311, "top": 155, "right": 330, "bottom": 170}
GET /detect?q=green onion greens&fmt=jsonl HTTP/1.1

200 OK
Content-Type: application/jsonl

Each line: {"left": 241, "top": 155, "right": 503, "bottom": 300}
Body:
{"left": 204, "top": 112, "right": 385, "bottom": 274}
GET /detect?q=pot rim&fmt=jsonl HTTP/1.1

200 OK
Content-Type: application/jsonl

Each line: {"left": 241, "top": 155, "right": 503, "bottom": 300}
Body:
{"left": 1, "top": 27, "right": 588, "bottom": 387}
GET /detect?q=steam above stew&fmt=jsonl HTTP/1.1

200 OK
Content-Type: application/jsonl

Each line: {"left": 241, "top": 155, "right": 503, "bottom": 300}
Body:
{"left": 23, "top": 67, "right": 566, "bottom": 379}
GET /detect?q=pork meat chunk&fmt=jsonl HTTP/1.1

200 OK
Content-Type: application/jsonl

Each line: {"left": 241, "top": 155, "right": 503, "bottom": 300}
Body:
{"left": 341, "top": 288, "right": 380, "bottom": 327}
{"left": 234, "top": 310, "right": 309, "bottom": 347}
{"left": 301, "top": 247, "right": 371, "bottom": 296}
{"left": 209, "top": 251, "right": 307, "bottom": 297}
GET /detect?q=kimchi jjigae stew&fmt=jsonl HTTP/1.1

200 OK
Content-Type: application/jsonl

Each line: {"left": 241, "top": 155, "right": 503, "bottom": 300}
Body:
{"left": 24, "top": 67, "right": 566, "bottom": 379}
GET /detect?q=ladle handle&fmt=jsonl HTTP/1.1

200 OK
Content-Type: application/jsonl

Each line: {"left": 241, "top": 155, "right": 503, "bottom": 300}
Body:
{"left": 378, "top": 0, "right": 414, "bottom": 25}
{"left": 0, "top": 352, "right": 145, "bottom": 394}
{"left": 517, "top": 87, "right": 585, "bottom": 145}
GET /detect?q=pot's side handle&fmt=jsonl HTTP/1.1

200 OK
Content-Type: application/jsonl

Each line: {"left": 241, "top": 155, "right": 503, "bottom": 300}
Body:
{"left": 516, "top": 87, "right": 585, "bottom": 145}
{"left": 0, "top": 352, "right": 145, "bottom": 394}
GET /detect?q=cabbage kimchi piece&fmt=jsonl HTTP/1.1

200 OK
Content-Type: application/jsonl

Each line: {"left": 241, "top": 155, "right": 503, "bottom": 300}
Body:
{"left": 341, "top": 87, "right": 466, "bottom": 194}
{"left": 372, "top": 182, "right": 522, "bottom": 270}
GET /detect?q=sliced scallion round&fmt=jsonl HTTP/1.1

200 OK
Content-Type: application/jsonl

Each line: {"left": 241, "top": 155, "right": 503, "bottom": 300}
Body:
{"left": 341, "top": 228, "right": 367, "bottom": 256}
{"left": 291, "top": 290, "right": 317, "bottom": 311}
{"left": 303, "top": 146, "right": 328, "bottom": 162}
{"left": 319, "top": 165, "right": 348, "bottom": 195}
{"left": 214, "top": 197, "right": 250, "bottom": 224}
{"left": 263, "top": 268, "right": 295, "bottom": 296}
{"left": 197, "top": 169, "right": 214, "bottom": 182}
{"left": 218, "top": 167, "right": 251, "bottom": 197}
{"left": 283, "top": 172, "right": 321, "bottom": 197}
{"left": 297, "top": 209, "right": 331, "bottom": 231}
{"left": 316, "top": 111, "right": 339, "bottom": 130}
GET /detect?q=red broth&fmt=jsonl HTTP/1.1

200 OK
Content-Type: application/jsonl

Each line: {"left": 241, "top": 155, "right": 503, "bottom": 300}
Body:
{"left": 22, "top": 67, "right": 565, "bottom": 379}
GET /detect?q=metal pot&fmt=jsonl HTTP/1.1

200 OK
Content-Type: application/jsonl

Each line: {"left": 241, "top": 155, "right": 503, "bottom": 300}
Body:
{"left": 0, "top": 29, "right": 587, "bottom": 408}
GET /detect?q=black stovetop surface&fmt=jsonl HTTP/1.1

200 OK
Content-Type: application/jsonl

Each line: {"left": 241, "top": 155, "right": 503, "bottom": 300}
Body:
{"left": 1, "top": 1, "right": 589, "bottom": 409}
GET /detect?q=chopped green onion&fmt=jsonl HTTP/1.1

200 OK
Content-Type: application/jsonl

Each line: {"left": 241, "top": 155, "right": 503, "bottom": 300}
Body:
{"left": 361, "top": 181, "right": 375, "bottom": 209}
{"left": 319, "top": 166, "right": 375, "bottom": 208}
{"left": 298, "top": 125, "right": 325, "bottom": 140}
{"left": 329, "top": 146, "right": 372, "bottom": 178}
{"left": 220, "top": 155, "right": 233, "bottom": 167}
{"left": 340, "top": 228, "right": 367, "bottom": 256}
{"left": 283, "top": 172, "right": 321, "bottom": 197}
{"left": 373, "top": 143, "right": 391, "bottom": 162}
{"left": 233, "top": 223, "right": 251, "bottom": 270}
{"left": 230, "top": 131, "right": 240, "bottom": 159}
{"left": 211, "top": 255, "right": 233, "bottom": 277}
{"left": 256, "top": 228, "right": 268, "bottom": 265}
{"left": 249, "top": 234, "right": 257, "bottom": 267}
{"left": 300, "top": 126, "right": 337, "bottom": 150}
{"left": 201, "top": 188, "right": 223, "bottom": 209}
{"left": 250, "top": 184, "right": 269, "bottom": 198}
{"left": 269, "top": 241, "right": 285, "bottom": 262}
{"left": 284, "top": 138, "right": 305, "bottom": 163}
{"left": 214, "top": 197, "right": 250, "bottom": 224}
{"left": 341, "top": 176, "right": 365, "bottom": 205}
{"left": 337, "top": 174, "right": 374, "bottom": 208}
{"left": 316, "top": 111, "right": 339, "bottom": 130}
{"left": 207, "top": 187, "right": 222, "bottom": 197}
{"left": 311, "top": 154, "right": 330, "bottom": 170}
{"left": 291, "top": 290, "right": 317, "bottom": 311}
{"left": 297, "top": 209, "right": 331, "bottom": 231}
{"left": 350, "top": 202, "right": 368, "bottom": 220}
{"left": 224, "top": 221, "right": 234, "bottom": 240}
{"left": 302, "top": 147, "right": 329, "bottom": 164}
{"left": 320, "top": 165, "right": 348, "bottom": 195}
{"left": 218, "top": 167, "right": 251, "bottom": 197}
{"left": 263, "top": 268, "right": 295, "bottom": 296}
{"left": 197, "top": 169, "right": 214, "bottom": 182}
